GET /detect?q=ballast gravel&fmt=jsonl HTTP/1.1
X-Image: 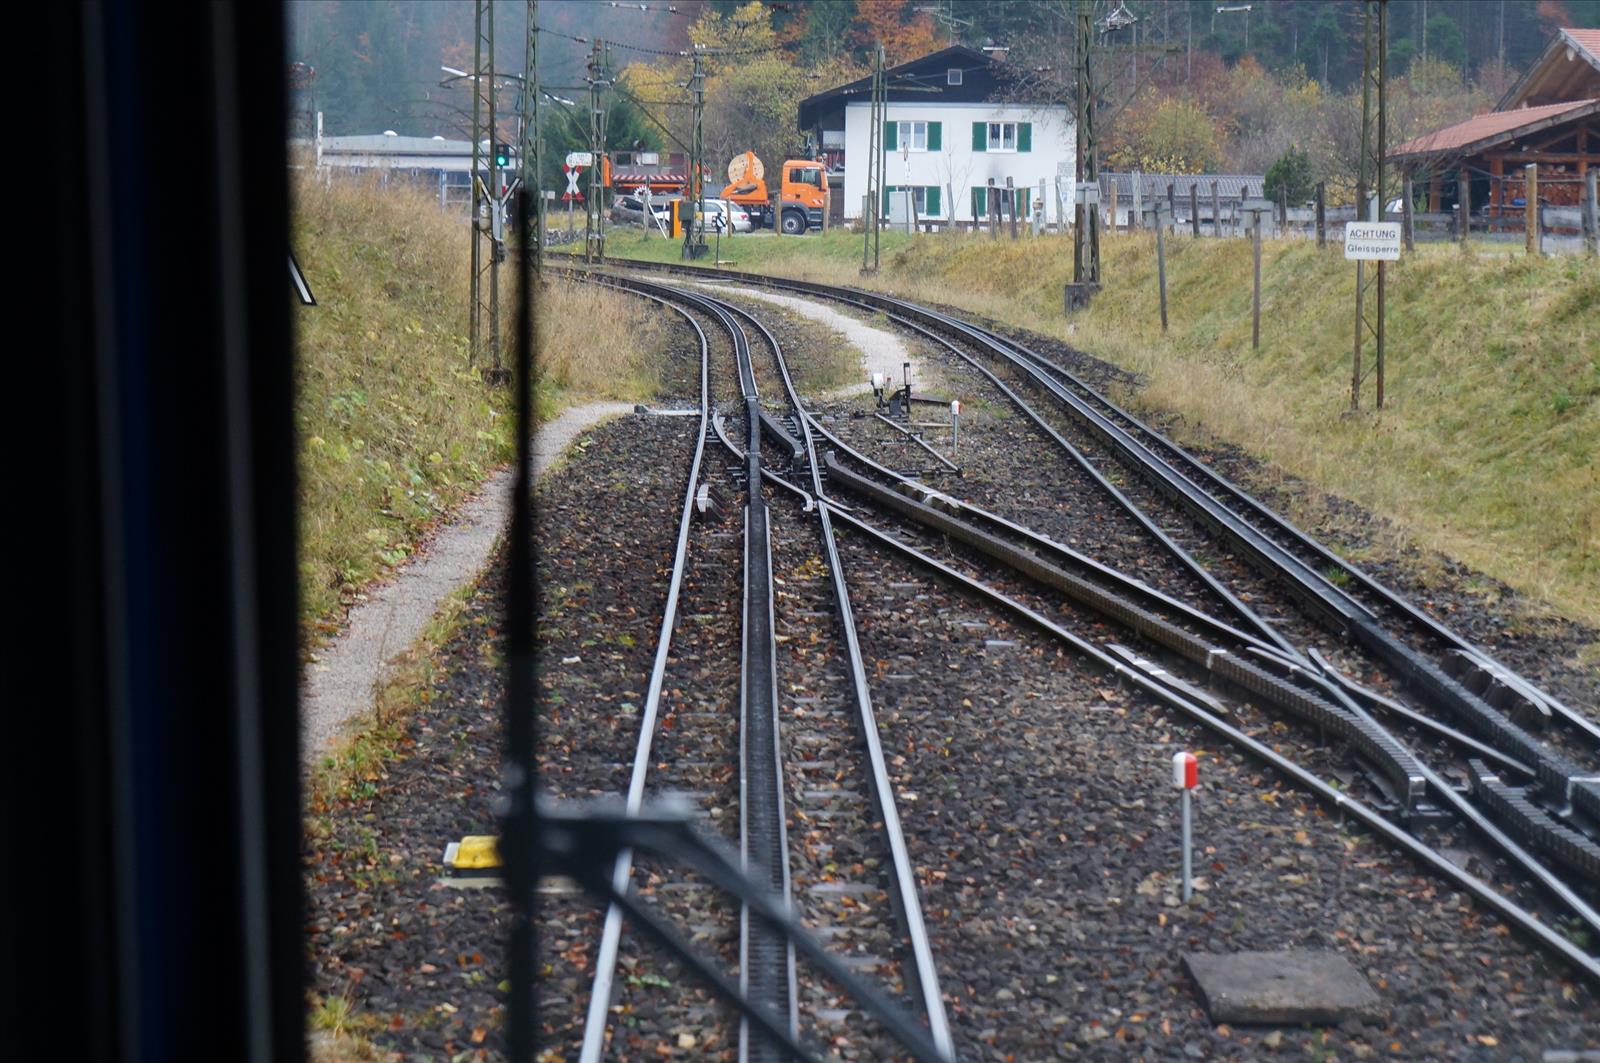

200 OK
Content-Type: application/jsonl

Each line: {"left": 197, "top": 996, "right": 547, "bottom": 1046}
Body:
{"left": 306, "top": 297, "right": 1599, "bottom": 1063}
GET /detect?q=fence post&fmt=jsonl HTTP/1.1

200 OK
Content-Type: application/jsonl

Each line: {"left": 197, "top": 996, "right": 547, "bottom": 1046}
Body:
{"left": 987, "top": 177, "right": 997, "bottom": 239}
{"left": 1007, "top": 176, "right": 1017, "bottom": 239}
{"left": 1277, "top": 184, "right": 1288, "bottom": 236}
{"left": 1458, "top": 169, "right": 1471, "bottom": 250}
{"left": 1252, "top": 210, "right": 1262, "bottom": 351}
{"left": 1585, "top": 169, "right": 1599, "bottom": 257}
{"left": 1525, "top": 164, "right": 1538, "bottom": 255}
{"left": 1167, "top": 183, "right": 1177, "bottom": 232}
{"left": 1315, "top": 182, "right": 1326, "bottom": 247}
{"left": 1109, "top": 181, "right": 1119, "bottom": 234}
{"left": 1212, "top": 181, "right": 1221, "bottom": 238}
{"left": 1402, "top": 175, "right": 1415, "bottom": 252}
{"left": 1156, "top": 205, "right": 1168, "bottom": 333}
{"left": 1188, "top": 185, "right": 1198, "bottom": 237}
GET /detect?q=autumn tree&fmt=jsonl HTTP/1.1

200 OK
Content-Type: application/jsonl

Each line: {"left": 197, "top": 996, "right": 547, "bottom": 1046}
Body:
{"left": 1106, "top": 96, "right": 1227, "bottom": 175}
{"left": 850, "top": 0, "right": 944, "bottom": 65}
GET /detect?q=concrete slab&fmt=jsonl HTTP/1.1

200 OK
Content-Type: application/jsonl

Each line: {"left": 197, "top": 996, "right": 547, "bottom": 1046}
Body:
{"left": 1183, "top": 950, "right": 1385, "bottom": 1026}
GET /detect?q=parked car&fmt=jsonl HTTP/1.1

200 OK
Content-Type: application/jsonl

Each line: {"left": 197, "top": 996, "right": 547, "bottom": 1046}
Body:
{"left": 609, "top": 193, "right": 678, "bottom": 228}
{"left": 698, "top": 198, "right": 753, "bottom": 233}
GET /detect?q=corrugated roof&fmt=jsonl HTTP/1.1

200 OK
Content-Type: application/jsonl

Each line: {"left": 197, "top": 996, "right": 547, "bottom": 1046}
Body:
{"left": 1498, "top": 27, "right": 1600, "bottom": 108}
{"left": 321, "top": 134, "right": 476, "bottom": 156}
{"left": 1389, "top": 98, "right": 1597, "bottom": 158}
{"left": 1099, "top": 172, "right": 1264, "bottom": 199}
{"left": 1565, "top": 28, "right": 1600, "bottom": 62}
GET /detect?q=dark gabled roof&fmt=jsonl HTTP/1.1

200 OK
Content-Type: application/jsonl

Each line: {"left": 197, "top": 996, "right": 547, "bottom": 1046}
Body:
{"left": 798, "top": 45, "right": 1029, "bottom": 129}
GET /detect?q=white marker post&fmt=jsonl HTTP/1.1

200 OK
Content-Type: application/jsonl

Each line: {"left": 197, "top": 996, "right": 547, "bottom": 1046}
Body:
{"left": 950, "top": 399, "right": 961, "bottom": 458}
{"left": 1173, "top": 751, "right": 1198, "bottom": 901}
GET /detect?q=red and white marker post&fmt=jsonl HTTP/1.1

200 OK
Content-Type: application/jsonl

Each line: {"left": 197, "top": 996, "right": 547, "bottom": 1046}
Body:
{"left": 1173, "top": 751, "right": 1198, "bottom": 901}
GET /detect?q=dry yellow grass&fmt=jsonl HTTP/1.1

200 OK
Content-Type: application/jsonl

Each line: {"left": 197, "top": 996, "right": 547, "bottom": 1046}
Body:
{"left": 293, "top": 177, "right": 666, "bottom": 630}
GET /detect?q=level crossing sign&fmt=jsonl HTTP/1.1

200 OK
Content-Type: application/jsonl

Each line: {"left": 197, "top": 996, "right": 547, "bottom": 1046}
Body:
{"left": 562, "top": 164, "right": 584, "bottom": 202}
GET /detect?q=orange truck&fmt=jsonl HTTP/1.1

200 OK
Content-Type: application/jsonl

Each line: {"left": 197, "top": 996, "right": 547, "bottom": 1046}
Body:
{"left": 720, "top": 151, "right": 829, "bottom": 234}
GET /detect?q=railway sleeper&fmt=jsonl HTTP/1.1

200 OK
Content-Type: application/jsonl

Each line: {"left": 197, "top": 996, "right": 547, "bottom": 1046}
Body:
{"left": 824, "top": 452, "right": 1427, "bottom": 811}
{"left": 1469, "top": 761, "right": 1600, "bottom": 885}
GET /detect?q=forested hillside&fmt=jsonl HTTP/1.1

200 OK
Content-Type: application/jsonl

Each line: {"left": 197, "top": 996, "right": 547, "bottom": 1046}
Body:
{"left": 286, "top": 0, "right": 1600, "bottom": 197}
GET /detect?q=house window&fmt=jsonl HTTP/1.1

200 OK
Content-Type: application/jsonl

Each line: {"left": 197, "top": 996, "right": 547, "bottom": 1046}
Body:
{"left": 947, "top": 68, "right": 963, "bottom": 85}
{"left": 883, "top": 120, "right": 942, "bottom": 152}
{"left": 988, "top": 121, "right": 1017, "bottom": 152}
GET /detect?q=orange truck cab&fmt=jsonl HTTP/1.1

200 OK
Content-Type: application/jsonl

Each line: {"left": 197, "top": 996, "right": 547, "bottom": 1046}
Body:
{"left": 721, "top": 153, "right": 829, "bottom": 234}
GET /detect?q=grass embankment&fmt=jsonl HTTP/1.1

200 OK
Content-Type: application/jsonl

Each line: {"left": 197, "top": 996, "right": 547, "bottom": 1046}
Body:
{"left": 293, "top": 178, "right": 665, "bottom": 632}
{"left": 608, "top": 227, "right": 1598, "bottom": 625}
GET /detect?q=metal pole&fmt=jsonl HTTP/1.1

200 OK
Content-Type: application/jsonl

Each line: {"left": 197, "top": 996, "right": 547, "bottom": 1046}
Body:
{"left": 1181, "top": 790, "right": 1193, "bottom": 902}
{"left": 469, "top": 0, "right": 486, "bottom": 367}
{"left": 1212, "top": 180, "right": 1220, "bottom": 238}
{"left": 1072, "top": 0, "right": 1099, "bottom": 286}
{"left": 1352, "top": 0, "right": 1388, "bottom": 410}
{"left": 1190, "top": 184, "right": 1199, "bottom": 237}
{"left": 862, "top": 46, "right": 877, "bottom": 271}
{"left": 586, "top": 39, "right": 600, "bottom": 263}
{"left": 522, "top": 0, "right": 542, "bottom": 274}
{"left": 486, "top": 0, "right": 500, "bottom": 375}
{"left": 874, "top": 44, "right": 883, "bottom": 270}
{"left": 1459, "top": 168, "right": 1471, "bottom": 250}
{"left": 1316, "top": 181, "right": 1326, "bottom": 247}
{"left": 684, "top": 51, "right": 704, "bottom": 261}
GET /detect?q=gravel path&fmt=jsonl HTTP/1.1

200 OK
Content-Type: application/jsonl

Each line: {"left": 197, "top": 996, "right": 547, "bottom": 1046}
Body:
{"left": 688, "top": 281, "right": 918, "bottom": 398}
{"left": 301, "top": 400, "right": 637, "bottom": 765}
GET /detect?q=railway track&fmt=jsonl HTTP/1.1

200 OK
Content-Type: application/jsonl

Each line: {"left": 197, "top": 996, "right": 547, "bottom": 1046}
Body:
{"left": 571, "top": 278, "right": 954, "bottom": 1062}
{"left": 563, "top": 261, "right": 1600, "bottom": 997}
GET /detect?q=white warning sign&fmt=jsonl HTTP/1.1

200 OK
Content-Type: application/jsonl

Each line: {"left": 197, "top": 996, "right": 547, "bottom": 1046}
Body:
{"left": 1344, "top": 221, "right": 1401, "bottom": 261}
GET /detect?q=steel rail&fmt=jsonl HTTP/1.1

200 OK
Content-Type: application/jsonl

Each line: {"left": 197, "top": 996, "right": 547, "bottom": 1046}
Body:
{"left": 563, "top": 258, "right": 1302, "bottom": 665}
{"left": 578, "top": 259, "right": 1600, "bottom": 981}
{"left": 1004, "top": 338, "right": 1600, "bottom": 748}
{"left": 806, "top": 432, "right": 1600, "bottom": 937}
{"left": 801, "top": 414, "right": 1295, "bottom": 670}
{"left": 583, "top": 261, "right": 1592, "bottom": 805}
{"left": 714, "top": 409, "right": 1600, "bottom": 985}
{"left": 830, "top": 294, "right": 1593, "bottom": 798}
{"left": 711, "top": 293, "right": 957, "bottom": 1061}
{"left": 679, "top": 285, "right": 799, "bottom": 1063}
{"left": 575, "top": 294, "right": 711, "bottom": 1063}
{"left": 818, "top": 504, "right": 1600, "bottom": 987}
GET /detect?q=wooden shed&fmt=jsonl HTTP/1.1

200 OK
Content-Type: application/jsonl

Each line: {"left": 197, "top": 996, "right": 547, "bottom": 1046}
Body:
{"left": 1389, "top": 27, "right": 1599, "bottom": 217}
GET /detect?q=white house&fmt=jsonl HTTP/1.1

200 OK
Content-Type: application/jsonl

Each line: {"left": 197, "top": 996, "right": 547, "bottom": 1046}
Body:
{"left": 799, "top": 45, "right": 1075, "bottom": 226}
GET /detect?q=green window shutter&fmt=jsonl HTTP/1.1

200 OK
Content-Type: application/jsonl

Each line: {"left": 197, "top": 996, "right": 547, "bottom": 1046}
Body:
{"left": 972, "top": 122, "right": 986, "bottom": 151}
{"left": 928, "top": 122, "right": 942, "bottom": 151}
{"left": 884, "top": 121, "right": 897, "bottom": 151}
{"left": 972, "top": 186, "right": 986, "bottom": 217}
{"left": 1018, "top": 122, "right": 1032, "bottom": 152}
{"left": 926, "top": 186, "right": 941, "bottom": 217}
{"left": 883, "top": 184, "right": 892, "bottom": 212}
